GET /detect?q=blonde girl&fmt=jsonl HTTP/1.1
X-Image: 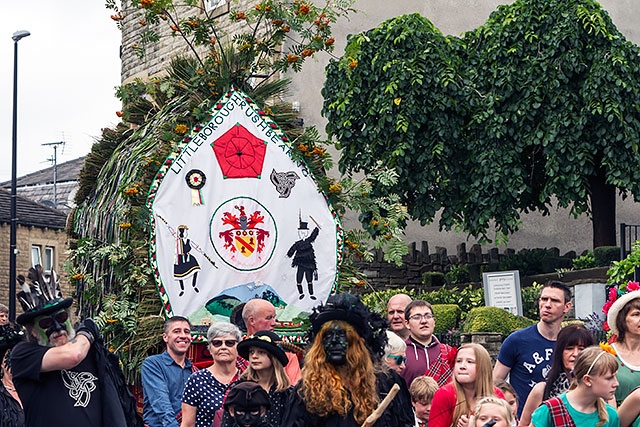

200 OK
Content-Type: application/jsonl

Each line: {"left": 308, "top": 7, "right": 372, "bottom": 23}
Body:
{"left": 469, "top": 397, "right": 514, "bottom": 427}
{"left": 530, "top": 345, "right": 619, "bottom": 427}
{"left": 429, "top": 343, "right": 504, "bottom": 427}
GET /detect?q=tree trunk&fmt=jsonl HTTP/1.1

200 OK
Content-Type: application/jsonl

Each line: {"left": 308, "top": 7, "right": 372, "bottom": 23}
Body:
{"left": 590, "top": 169, "right": 617, "bottom": 249}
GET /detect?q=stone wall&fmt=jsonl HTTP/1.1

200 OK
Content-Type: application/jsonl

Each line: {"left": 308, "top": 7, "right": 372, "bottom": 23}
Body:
{"left": 120, "top": 1, "right": 250, "bottom": 83}
{"left": 461, "top": 333, "right": 503, "bottom": 363}
{"left": 356, "top": 241, "right": 578, "bottom": 290}
{"left": 0, "top": 223, "right": 70, "bottom": 312}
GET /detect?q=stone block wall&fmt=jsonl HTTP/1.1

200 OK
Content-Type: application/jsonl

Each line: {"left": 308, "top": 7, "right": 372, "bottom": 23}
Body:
{"left": 0, "top": 224, "right": 70, "bottom": 312}
{"left": 120, "top": 1, "right": 252, "bottom": 83}
{"left": 356, "top": 241, "right": 577, "bottom": 290}
{"left": 461, "top": 332, "right": 503, "bottom": 362}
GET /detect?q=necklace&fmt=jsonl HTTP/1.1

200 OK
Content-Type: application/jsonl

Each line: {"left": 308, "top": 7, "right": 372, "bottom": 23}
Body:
{"left": 2, "top": 379, "right": 15, "bottom": 391}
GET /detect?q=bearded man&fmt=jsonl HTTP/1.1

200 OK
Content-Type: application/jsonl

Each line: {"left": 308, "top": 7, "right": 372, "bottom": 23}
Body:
{"left": 10, "top": 266, "right": 133, "bottom": 427}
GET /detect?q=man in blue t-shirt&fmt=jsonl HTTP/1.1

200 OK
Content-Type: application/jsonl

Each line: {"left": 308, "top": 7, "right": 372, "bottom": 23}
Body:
{"left": 493, "top": 281, "right": 572, "bottom": 417}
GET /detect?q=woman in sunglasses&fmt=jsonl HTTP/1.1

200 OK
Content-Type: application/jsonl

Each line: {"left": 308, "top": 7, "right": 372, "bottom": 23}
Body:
{"left": 384, "top": 330, "right": 407, "bottom": 374}
{"left": 181, "top": 322, "right": 243, "bottom": 427}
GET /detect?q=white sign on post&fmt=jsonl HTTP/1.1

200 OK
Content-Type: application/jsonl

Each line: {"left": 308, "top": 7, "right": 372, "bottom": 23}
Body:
{"left": 483, "top": 270, "right": 522, "bottom": 315}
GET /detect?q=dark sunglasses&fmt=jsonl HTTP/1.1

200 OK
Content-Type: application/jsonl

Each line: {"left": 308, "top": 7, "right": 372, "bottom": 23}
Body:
{"left": 211, "top": 339, "right": 238, "bottom": 348}
{"left": 38, "top": 311, "right": 69, "bottom": 329}
{"left": 387, "top": 354, "right": 407, "bottom": 366}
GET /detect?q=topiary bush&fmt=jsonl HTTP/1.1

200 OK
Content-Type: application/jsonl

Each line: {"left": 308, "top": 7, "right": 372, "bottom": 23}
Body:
{"left": 432, "top": 304, "right": 461, "bottom": 334}
{"left": 573, "top": 252, "right": 596, "bottom": 269}
{"left": 462, "top": 306, "right": 535, "bottom": 336}
{"left": 416, "top": 285, "right": 484, "bottom": 314}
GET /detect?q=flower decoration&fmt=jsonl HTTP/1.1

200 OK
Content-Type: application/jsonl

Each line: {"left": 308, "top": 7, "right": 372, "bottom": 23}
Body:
{"left": 174, "top": 124, "right": 188, "bottom": 134}
{"left": 602, "top": 280, "right": 640, "bottom": 333}
{"left": 599, "top": 342, "right": 616, "bottom": 356}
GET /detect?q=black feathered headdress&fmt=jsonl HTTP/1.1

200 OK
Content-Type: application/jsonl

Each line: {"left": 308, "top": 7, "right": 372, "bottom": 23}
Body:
{"left": 0, "top": 324, "right": 24, "bottom": 354}
{"left": 309, "top": 293, "right": 388, "bottom": 360}
{"left": 16, "top": 265, "right": 72, "bottom": 326}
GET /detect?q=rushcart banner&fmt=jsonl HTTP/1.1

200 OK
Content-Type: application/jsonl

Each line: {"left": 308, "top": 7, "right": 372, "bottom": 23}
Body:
{"left": 147, "top": 87, "right": 342, "bottom": 325}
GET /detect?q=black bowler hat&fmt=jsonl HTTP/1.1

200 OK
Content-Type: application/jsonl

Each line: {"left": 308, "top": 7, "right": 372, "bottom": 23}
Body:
{"left": 16, "top": 265, "right": 72, "bottom": 326}
{"left": 237, "top": 330, "right": 289, "bottom": 367}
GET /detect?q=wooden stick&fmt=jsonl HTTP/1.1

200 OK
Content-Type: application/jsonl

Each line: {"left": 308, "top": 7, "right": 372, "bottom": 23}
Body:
{"left": 361, "top": 383, "right": 401, "bottom": 427}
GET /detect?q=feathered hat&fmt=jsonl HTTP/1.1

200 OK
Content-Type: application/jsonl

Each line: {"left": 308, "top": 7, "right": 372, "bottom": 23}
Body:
{"left": 16, "top": 265, "right": 72, "bottom": 326}
{"left": 223, "top": 381, "right": 271, "bottom": 410}
{"left": 309, "top": 293, "right": 388, "bottom": 359}
{"left": 0, "top": 323, "right": 24, "bottom": 357}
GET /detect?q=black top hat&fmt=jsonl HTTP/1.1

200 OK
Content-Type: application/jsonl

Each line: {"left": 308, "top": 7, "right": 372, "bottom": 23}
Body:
{"left": 237, "top": 330, "right": 289, "bottom": 367}
{"left": 16, "top": 265, "right": 72, "bottom": 326}
{"left": 224, "top": 381, "right": 271, "bottom": 410}
{"left": 309, "top": 293, "right": 388, "bottom": 359}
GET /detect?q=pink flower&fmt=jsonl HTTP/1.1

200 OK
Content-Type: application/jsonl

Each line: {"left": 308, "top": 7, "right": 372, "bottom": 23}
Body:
{"left": 603, "top": 320, "right": 610, "bottom": 331}
{"left": 602, "top": 300, "right": 613, "bottom": 315}
{"left": 608, "top": 287, "right": 618, "bottom": 302}
{"left": 627, "top": 281, "right": 640, "bottom": 292}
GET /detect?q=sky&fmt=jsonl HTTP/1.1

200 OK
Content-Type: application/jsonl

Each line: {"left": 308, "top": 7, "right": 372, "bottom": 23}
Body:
{"left": 0, "top": 1, "right": 122, "bottom": 182}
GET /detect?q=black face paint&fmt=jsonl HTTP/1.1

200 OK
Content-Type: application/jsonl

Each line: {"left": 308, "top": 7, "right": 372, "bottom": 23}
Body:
{"left": 232, "top": 406, "right": 263, "bottom": 427}
{"left": 322, "top": 324, "right": 348, "bottom": 366}
{"left": 47, "top": 321, "right": 67, "bottom": 338}
{"left": 36, "top": 311, "right": 69, "bottom": 339}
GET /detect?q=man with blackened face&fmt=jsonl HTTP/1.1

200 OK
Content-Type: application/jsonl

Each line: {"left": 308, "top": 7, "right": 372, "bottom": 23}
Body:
{"left": 10, "top": 266, "right": 128, "bottom": 427}
{"left": 223, "top": 381, "right": 271, "bottom": 427}
{"left": 322, "top": 324, "right": 348, "bottom": 365}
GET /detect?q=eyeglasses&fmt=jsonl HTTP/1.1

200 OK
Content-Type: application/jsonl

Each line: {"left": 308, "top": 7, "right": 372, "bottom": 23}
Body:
{"left": 38, "top": 311, "right": 69, "bottom": 329}
{"left": 409, "top": 313, "right": 434, "bottom": 321}
{"left": 387, "top": 354, "right": 407, "bottom": 365}
{"left": 210, "top": 339, "right": 238, "bottom": 348}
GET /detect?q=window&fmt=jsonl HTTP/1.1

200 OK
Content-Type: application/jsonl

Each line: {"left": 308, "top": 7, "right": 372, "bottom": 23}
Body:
{"left": 44, "top": 247, "right": 54, "bottom": 271}
{"left": 204, "top": 0, "right": 226, "bottom": 12}
{"left": 31, "top": 245, "right": 42, "bottom": 267}
{"left": 30, "top": 245, "right": 55, "bottom": 271}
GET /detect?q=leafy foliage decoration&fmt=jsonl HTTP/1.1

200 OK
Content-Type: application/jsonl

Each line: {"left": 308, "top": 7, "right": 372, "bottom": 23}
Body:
{"left": 68, "top": 0, "right": 408, "bottom": 382}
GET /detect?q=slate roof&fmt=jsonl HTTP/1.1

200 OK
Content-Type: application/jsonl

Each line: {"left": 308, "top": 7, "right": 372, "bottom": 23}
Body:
{"left": 0, "top": 157, "right": 84, "bottom": 213}
{"left": 0, "top": 156, "right": 85, "bottom": 187}
{"left": 0, "top": 188, "right": 67, "bottom": 230}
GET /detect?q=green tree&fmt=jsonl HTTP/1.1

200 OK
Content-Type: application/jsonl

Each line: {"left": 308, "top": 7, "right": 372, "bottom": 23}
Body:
{"left": 323, "top": 0, "right": 640, "bottom": 248}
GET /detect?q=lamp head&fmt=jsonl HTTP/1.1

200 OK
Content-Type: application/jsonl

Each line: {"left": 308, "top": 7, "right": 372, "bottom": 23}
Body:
{"left": 12, "top": 30, "right": 31, "bottom": 42}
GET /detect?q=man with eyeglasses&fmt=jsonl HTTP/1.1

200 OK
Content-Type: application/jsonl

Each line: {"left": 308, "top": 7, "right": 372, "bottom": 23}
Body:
{"left": 142, "top": 316, "right": 195, "bottom": 427}
{"left": 11, "top": 265, "right": 130, "bottom": 427}
{"left": 402, "top": 300, "right": 456, "bottom": 388}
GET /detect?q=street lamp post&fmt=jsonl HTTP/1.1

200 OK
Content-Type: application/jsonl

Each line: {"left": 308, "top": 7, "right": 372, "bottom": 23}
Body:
{"left": 10, "top": 30, "right": 30, "bottom": 322}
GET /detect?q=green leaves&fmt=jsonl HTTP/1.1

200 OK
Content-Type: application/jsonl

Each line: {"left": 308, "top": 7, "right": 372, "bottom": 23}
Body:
{"left": 323, "top": 0, "right": 640, "bottom": 246}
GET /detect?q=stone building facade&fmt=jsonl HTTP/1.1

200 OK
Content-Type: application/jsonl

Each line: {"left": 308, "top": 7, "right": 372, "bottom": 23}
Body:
{"left": 117, "top": 0, "right": 640, "bottom": 254}
{"left": 0, "top": 189, "right": 70, "bottom": 315}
